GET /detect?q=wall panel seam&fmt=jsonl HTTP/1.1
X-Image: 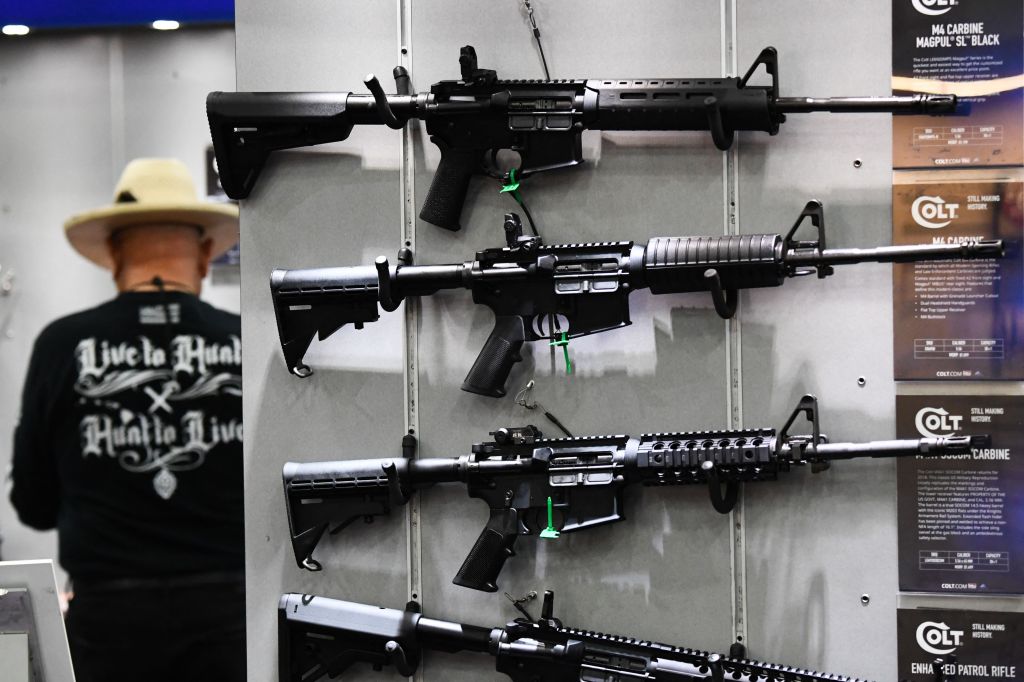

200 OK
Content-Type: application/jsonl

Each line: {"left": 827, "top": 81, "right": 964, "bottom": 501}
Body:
{"left": 397, "top": 3, "right": 424, "bottom": 681}
{"left": 722, "top": 0, "right": 748, "bottom": 653}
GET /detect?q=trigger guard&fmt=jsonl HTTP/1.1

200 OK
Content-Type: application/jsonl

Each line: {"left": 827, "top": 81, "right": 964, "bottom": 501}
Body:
{"left": 531, "top": 314, "right": 570, "bottom": 340}
{"left": 521, "top": 508, "right": 541, "bottom": 534}
{"left": 483, "top": 149, "right": 507, "bottom": 180}
{"left": 523, "top": 505, "right": 566, "bottom": 534}
{"left": 484, "top": 148, "right": 529, "bottom": 181}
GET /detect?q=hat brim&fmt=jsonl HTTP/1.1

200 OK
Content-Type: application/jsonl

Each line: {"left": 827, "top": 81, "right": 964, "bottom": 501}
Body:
{"left": 64, "top": 202, "right": 240, "bottom": 270}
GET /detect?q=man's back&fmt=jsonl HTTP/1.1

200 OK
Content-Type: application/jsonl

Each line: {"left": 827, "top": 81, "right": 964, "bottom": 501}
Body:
{"left": 12, "top": 158, "right": 246, "bottom": 682}
{"left": 11, "top": 290, "right": 243, "bottom": 581}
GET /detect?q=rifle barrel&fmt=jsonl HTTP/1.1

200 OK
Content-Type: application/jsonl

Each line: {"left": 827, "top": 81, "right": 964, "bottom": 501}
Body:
{"left": 787, "top": 239, "right": 1003, "bottom": 267}
{"left": 775, "top": 94, "right": 957, "bottom": 114}
{"left": 814, "top": 435, "right": 987, "bottom": 461}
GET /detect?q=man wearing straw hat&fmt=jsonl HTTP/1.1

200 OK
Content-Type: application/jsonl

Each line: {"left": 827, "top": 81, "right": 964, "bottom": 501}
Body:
{"left": 10, "top": 159, "right": 245, "bottom": 681}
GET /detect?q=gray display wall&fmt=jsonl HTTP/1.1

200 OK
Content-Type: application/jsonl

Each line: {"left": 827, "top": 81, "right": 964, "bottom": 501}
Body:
{"left": 235, "top": 2, "right": 1019, "bottom": 681}
{"left": 0, "top": 28, "right": 237, "bottom": 583}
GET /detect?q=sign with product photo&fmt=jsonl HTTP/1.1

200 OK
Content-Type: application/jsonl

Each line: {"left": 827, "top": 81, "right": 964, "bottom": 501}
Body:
{"left": 892, "top": 0, "right": 1024, "bottom": 168}
{"left": 896, "top": 394, "right": 1023, "bottom": 594}
{"left": 892, "top": 178, "right": 1023, "bottom": 381}
{"left": 897, "top": 608, "right": 1021, "bottom": 681}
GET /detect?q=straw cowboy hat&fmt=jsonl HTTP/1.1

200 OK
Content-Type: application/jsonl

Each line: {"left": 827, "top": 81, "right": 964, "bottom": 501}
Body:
{"left": 64, "top": 158, "right": 239, "bottom": 270}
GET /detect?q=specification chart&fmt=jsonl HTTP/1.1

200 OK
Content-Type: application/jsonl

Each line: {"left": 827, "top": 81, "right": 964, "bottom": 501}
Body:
{"left": 920, "top": 550, "right": 1010, "bottom": 572}
{"left": 912, "top": 125, "right": 1003, "bottom": 147}
{"left": 914, "top": 338, "right": 1004, "bottom": 360}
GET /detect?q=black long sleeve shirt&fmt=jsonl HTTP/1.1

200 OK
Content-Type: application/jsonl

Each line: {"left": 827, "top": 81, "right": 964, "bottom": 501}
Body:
{"left": 10, "top": 291, "right": 244, "bottom": 581}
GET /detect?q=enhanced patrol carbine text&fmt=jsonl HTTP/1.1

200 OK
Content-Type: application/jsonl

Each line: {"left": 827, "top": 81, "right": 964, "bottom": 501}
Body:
{"left": 282, "top": 394, "right": 989, "bottom": 591}
{"left": 208, "top": 45, "right": 959, "bottom": 230}
{"left": 270, "top": 201, "right": 1004, "bottom": 397}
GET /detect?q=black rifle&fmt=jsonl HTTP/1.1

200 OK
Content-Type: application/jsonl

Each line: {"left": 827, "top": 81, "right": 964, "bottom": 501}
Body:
{"left": 208, "top": 45, "right": 958, "bottom": 230}
{"left": 280, "top": 590, "right": 883, "bottom": 681}
{"left": 270, "top": 202, "right": 1004, "bottom": 397}
{"left": 282, "top": 394, "right": 989, "bottom": 591}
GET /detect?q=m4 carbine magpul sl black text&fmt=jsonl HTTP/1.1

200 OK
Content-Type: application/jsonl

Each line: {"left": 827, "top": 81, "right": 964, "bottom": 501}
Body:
{"left": 208, "top": 45, "right": 959, "bottom": 230}
{"left": 283, "top": 394, "right": 989, "bottom": 592}
{"left": 270, "top": 202, "right": 1003, "bottom": 398}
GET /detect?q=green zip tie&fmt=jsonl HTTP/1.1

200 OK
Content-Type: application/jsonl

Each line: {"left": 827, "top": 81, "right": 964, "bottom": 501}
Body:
{"left": 499, "top": 168, "right": 523, "bottom": 205}
{"left": 540, "top": 496, "right": 560, "bottom": 539}
{"left": 549, "top": 331, "right": 572, "bottom": 375}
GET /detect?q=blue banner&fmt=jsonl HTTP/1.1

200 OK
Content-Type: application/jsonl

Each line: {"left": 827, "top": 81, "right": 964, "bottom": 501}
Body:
{"left": 0, "top": 0, "right": 233, "bottom": 29}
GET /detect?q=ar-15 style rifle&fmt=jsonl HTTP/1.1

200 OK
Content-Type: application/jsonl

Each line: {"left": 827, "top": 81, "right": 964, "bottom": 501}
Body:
{"left": 283, "top": 394, "right": 989, "bottom": 592}
{"left": 209, "top": 45, "right": 959, "bottom": 230}
{"left": 271, "top": 202, "right": 1004, "bottom": 397}
{"left": 281, "top": 590, "right": 927, "bottom": 681}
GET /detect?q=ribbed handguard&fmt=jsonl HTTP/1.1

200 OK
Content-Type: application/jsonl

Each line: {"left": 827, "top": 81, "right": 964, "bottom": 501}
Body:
{"left": 643, "top": 233, "right": 785, "bottom": 293}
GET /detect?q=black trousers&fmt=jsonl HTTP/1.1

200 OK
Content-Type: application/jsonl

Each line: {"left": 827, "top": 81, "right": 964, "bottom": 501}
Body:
{"left": 65, "top": 576, "right": 246, "bottom": 682}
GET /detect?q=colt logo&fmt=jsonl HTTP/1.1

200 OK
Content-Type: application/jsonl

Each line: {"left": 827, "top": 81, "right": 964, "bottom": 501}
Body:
{"left": 916, "top": 621, "right": 963, "bottom": 655}
{"left": 912, "top": 0, "right": 955, "bottom": 16}
{"left": 912, "top": 196, "right": 959, "bottom": 229}
{"left": 915, "top": 407, "right": 963, "bottom": 437}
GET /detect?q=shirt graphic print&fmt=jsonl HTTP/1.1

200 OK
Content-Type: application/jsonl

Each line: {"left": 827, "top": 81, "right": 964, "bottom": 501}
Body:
{"left": 74, "top": 333, "right": 242, "bottom": 499}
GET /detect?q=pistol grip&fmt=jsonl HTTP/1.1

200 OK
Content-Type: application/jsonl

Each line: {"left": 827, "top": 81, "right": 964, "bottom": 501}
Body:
{"left": 461, "top": 316, "right": 526, "bottom": 398}
{"left": 419, "top": 137, "right": 481, "bottom": 231}
{"left": 453, "top": 508, "right": 519, "bottom": 592}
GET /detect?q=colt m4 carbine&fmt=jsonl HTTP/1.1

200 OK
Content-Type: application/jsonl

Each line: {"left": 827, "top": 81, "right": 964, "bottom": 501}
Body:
{"left": 280, "top": 590, "right": 894, "bottom": 682}
{"left": 271, "top": 202, "right": 1004, "bottom": 397}
{"left": 282, "top": 394, "right": 989, "bottom": 592}
{"left": 208, "top": 45, "right": 959, "bottom": 230}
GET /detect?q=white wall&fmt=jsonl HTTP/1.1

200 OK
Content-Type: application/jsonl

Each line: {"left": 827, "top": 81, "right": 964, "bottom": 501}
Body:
{"left": 0, "top": 27, "right": 236, "bottom": 582}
